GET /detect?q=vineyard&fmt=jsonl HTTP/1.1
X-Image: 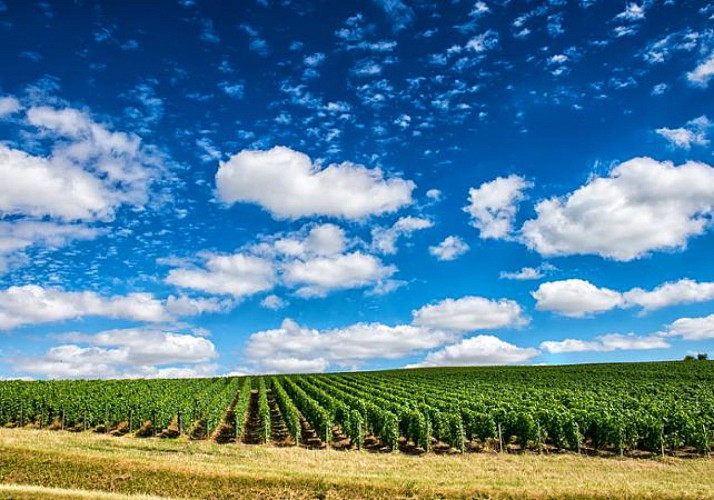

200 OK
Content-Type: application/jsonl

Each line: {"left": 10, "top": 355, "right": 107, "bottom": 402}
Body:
{"left": 1, "top": 361, "right": 714, "bottom": 457}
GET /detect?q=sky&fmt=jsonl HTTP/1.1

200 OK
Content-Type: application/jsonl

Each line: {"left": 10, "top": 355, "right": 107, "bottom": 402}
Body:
{"left": 0, "top": 0, "right": 714, "bottom": 379}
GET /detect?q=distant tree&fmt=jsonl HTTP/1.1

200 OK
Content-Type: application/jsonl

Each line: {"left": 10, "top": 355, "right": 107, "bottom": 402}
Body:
{"left": 684, "top": 355, "right": 696, "bottom": 361}
{"left": 697, "top": 353, "right": 709, "bottom": 361}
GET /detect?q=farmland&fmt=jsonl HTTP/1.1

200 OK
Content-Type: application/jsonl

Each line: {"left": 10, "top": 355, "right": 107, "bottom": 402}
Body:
{"left": 2, "top": 361, "right": 714, "bottom": 499}
{"left": 2, "top": 361, "right": 714, "bottom": 457}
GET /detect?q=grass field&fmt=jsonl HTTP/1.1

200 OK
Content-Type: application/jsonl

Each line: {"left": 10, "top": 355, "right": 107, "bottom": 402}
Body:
{"left": 1, "top": 428, "right": 714, "bottom": 499}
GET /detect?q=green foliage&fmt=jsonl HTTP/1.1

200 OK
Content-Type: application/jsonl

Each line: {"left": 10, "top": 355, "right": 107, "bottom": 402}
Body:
{"left": 257, "top": 378, "right": 271, "bottom": 443}
{"left": 2, "top": 361, "right": 714, "bottom": 456}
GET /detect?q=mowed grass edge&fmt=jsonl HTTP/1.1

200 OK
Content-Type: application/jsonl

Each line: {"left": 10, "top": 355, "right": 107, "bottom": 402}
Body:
{"left": 1, "top": 428, "right": 714, "bottom": 499}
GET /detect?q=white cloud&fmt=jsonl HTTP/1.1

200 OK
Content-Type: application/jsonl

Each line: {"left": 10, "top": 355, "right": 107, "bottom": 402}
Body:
{"left": 257, "top": 357, "right": 330, "bottom": 374}
{"left": 534, "top": 277, "right": 714, "bottom": 317}
{"left": 540, "top": 333, "right": 669, "bottom": 353}
{"left": 521, "top": 157, "right": 714, "bottom": 261}
{"left": 167, "top": 223, "right": 398, "bottom": 299}
{"left": 245, "top": 318, "right": 453, "bottom": 373}
{"left": 412, "top": 335, "right": 539, "bottom": 368}
{"left": 0, "top": 221, "right": 100, "bottom": 273}
{"left": 12, "top": 327, "right": 217, "bottom": 379}
{"left": 465, "top": 174, "right": 532, "bottom": 239}
{"left": 260, "top": 294, "right": 288, "bottom": 310}
{"left": 267, "top": 223, "right": 347, "bottom": 258}
{"left": 282, "top": 251, "right": 396, "bottom": 298}
{"left": 372, "top": 0, "right": 414, "bottom": 32}
{"left": 0, "top": 285, "right": 226, "bottom": 330}
{"left": 426, "top": 188, "right": 442, "bottom": 201}
{"left": 0, "top": 96, "right": 21, "bottom": 117}
{"left": 615, "top": 3, "right": 645, "bottom": 21}
{"left": 465, "top": 30, "right": 499, "bottom": 53}
{"left": 688, "top": 51, "right": 714, "bottom": 86}
{"left": 656, "top": 115, "right": 711, "bottom": 149}
{"left": 0, "top": 144, "right": 110, "bottom": 220}
{"left": 0, "top": 102, "right": 165, "bottom": 274}
{"left": 624, "top": 279, "right": 714, "bottom": 311}
{"left": 371, "top": 216, "right": 433, "bottom": 254}
{"left": 215, "top": 146, "right": 414, "bottom": 220}
{"left": 164, "top": 295, "right": 231, "bottom": 316}
{"left": 166, "top": 253, "right": 277, "bottom": 299}
{"left": 22, "top": 106, "right": 162, "bottom": 218}
{"left": 500, "top": 263, "right": 555, "bottom": 281}
{"left": 412, "top": 296, "right": 528, "bottom": 332}
{"left": 532, "top": 279, "right": 624, "bottom": 317}
{"left": 666, "top": 314, "right": 714, "bottom": 340}
{"left": 429, "top": 235, "right": 470, "bottom": 261}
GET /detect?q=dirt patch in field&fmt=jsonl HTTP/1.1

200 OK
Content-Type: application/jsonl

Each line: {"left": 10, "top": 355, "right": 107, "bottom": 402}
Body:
{"left": 187, "top": 419, "right": 207, "bottom": 440}
{"left": 158, "top": 416, "right": 181, "bottom": 439}
{"left": 134, "top": 420, "right": 154, "bottom": 438}
{"left": 267, "top": 390, "right": 293, "bottom": 446}
{"left": 299, "top": 416, "right": 324, "bottom": 449}
{"left": 242, "top": 390, "right": 263, "bottom": 445}
{"left": 109, "top": 421, "right": 130, "bottom": 437}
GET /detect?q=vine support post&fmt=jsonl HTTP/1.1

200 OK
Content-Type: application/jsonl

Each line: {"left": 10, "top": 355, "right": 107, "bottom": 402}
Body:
{"left": 537, "top": 422, "right": 543, "bottom": 455}
{"left": 177, "top": 410, "right": 182, "bottom": 435}
{"left": 497, "top": 422, "right": 504, "bottom": 453}
{"left": 704, "top": 424, "right": 710, "bottom": 457}
{"left": 61, "top": 409, "right": 65, "bottom": 431}
{"left": 357, "top": 421, "right": 362, "bottom": 451}
{"left": 660, "top": 424, "right": 665, "bottom": 459}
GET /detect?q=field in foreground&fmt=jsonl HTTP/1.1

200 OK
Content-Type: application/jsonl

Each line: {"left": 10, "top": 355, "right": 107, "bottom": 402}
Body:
{"left": 2, "top": 428, "right": 714, "bottom": 500}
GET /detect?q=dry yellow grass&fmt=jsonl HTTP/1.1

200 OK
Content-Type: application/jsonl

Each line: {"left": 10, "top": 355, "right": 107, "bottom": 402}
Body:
{"left": 1, "top": 428, "right": 714, "bottom": 499}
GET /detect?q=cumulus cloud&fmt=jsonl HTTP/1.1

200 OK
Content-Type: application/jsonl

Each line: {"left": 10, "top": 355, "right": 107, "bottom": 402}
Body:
{"left": 426, "top": 188, "right": 442, "bottom": 201}
{"left": 540, "top": 333, "right": 669, "bottom": 353}
{"left": 656, "top": 115, "right": 711, "bottom": 149}
{"left": 19, "top": 105, "right": 161, "bottom": 219}
{"left": 0, "top": 221, "right": 100, "bottom": 273}
{"left": 0, "top": 101, "right": 166, "bottom": 274}
{"left": 0, "top": 96, "right": 21, "bottom": 117}
{"left": 429, "top": 235, "right": 470, "bottom": 261}
{"left": 688, "top": 51, "right": 714, "bottom": 86}
{"left": 412, "top": 296, "right": 528, "bottom": 332}
{"left": 283, "top": 251, "right": 396, "bottom": 298}
{"left": 0, "top": 285, "right": 228, "bottom": 330}
{"left": 534, "top": 278, "right": 714, "bottom": 317}
{"left": 521, "top": 157, "right": 714, "bottom": 261}
{"left": 166, "top": 253, "right": 277, "bottom": 299}
{"left": 11, "top": 327, "right": 217, "bottom": 379}
{"left": 0, "top": 144, "right": 110, "bottom": 220}
{"left": 465, "top": 174, "right": 532, "bottom": 239}
{"left": 614, "top": 3, "right": 645, "bottom": 21}
{"left": 245, "top": 318, "right": 454, "bottom": 373}
{"left": 166, "top": 223, "right": 397, "bottom": 299}
{"left": 260, "top": 294, "right": 288, "bottom": 310}
{"left": 624, "top": 279, "right": 714, "bottom": 312}
{"left": 532, "top": 279, "right": 624, "bottom": 317}
{"left": 665, "top": 314, "right": 714, "bottom": 340}
{"left": 371, "top": 0, "right": 414, "bottom": 32}
{"left": 500, "top": 263, "right": 555, "bottom": 281}
{"left": 412, "top": 335, "right": 539, "bottom": 368}
{"left": 215, "top": 146, "right": 414, "bottom": 220}
{"left": 371, "top": 216, "right": 433, "bottom": 255}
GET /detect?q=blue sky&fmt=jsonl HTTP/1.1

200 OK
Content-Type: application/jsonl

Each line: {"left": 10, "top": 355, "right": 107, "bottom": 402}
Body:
{"left": 1, "top": 0, "right": 714, "bottom": 379}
